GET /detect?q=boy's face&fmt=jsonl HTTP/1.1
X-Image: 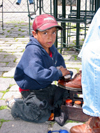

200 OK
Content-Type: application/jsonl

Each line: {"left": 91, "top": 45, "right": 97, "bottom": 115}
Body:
{"left": 32, "top": 27, "right": 57, "bottom": 52}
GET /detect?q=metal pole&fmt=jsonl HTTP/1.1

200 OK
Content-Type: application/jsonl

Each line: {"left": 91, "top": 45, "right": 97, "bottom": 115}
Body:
{"left": 76, "top": 0, "right": 80, "bottom": 50}
{"left": 84, "top": 0, "right": 87, "bottom": 37}
{"left": 39, "top": 0, "right": 41, "bottom": 14}
{"left": 27, "top": 0, "right": 31, "bottom": 35}
{"left": 61, "top": 0, "right": 66, "bottom": 48}
{"left": 95, "top": 0, "right": 100, "bottom": 12}
{"left": 53, "top": 0, "right": 57, "bottom": 47}
{"left": 1, "top": 0, "right": 3, "bottom": 30}
{"left": 95, "top": 0, "right": 97, "bottom": 12}
{"left": 50, "top": 0, "right": 52, "bottom": 15}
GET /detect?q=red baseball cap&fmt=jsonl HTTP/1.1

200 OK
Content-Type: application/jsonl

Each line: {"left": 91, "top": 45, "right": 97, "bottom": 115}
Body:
{"left": 32, "top": 14, "right": 63, "bottom": 31}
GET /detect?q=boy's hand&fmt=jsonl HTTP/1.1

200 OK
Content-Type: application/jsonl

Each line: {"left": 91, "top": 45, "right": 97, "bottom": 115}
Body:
{"left": 57, "top": 66, "right": 70, "bottom": 76}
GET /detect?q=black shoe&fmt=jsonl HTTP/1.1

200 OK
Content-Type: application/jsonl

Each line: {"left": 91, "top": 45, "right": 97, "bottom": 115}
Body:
{"left": 16, "top": 2, "right": 20, "bottom": 5}
{"left": 55, "top": 111, "right": 68, "bottom": 126}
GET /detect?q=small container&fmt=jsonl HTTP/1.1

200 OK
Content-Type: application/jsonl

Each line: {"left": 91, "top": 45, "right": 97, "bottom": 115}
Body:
{"left": 73, "top": 100, "right": 81, "bottom": 108}
{"left": 65, "top": 99, "right": 72, "bottom": 106}
{"left": 48, "top": 113, "right": 54, "bottom": 121}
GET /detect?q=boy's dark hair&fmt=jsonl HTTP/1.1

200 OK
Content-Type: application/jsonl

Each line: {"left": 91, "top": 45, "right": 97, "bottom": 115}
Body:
{"left": 36, "top": 30, "right": 38, "bottom": 34}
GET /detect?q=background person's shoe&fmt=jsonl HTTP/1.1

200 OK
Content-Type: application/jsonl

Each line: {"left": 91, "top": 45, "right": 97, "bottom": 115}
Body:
{"left": 70, "top": 117, "right": 100, "bottom": 133}
{"left": 16, "top": 2, "right": 20, "bottom": 5}
{"left": 58, "top": 71, "right": 82, "bottom": 91}
{"left": 30, "top": 2, "right": 34, "bottom": 4}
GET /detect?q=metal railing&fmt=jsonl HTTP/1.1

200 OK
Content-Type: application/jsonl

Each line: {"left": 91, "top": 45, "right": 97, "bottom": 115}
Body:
{"left": 0, "top": 0, "right": 3, "bottom": 30}
{"left": 1, "top": 0, "right": 99, "bottom": 51}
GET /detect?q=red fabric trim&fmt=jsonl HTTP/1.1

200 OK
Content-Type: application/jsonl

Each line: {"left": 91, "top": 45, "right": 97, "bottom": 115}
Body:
{"left": 19, "top": 87, "right": 29, "bottom": 92}
{"left": 49, "top": 50, "right": 52, "bottom": 57}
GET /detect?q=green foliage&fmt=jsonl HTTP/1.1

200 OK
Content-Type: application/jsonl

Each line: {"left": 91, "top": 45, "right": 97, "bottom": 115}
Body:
{"left": 18, "top": 29, "right": 21, "bottom": 31}
{"left": 0, "top": 106, "right": 7, "bottom": 110}
{"left": 73, "top": 55, "right": 78, "bottom": 60}
{"left": 66, "top": 120, "right": 83, "bottom": 123}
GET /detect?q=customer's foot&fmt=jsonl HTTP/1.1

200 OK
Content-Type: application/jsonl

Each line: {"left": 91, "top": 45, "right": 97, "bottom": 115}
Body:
{"left": 58, "top": 71, "right": 82, "bottom": 91}
{"left": 70, "top": 117, "right": 100, "bottom": 133}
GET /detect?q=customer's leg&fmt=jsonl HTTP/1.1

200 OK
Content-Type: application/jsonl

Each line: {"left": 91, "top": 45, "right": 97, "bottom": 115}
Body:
{"left": 70, "top": 44, "right": 100, "bottom": 133}
{"left": 82, "top": 47, "right": 100, "bottom": 117}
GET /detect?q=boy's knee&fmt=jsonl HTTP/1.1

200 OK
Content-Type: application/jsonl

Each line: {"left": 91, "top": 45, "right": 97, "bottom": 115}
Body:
{"left": 11, "top": 101, "right": 51, "bottom": 123}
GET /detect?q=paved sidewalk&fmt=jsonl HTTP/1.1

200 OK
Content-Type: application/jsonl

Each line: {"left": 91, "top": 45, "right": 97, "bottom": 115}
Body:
{"left": 0, "top": 22, "right": 83, "bottom": 133}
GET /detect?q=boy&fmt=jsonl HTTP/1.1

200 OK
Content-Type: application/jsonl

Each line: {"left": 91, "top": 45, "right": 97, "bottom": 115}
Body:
{"left": 9, "top": 14, "right": 73, "bottom": 126}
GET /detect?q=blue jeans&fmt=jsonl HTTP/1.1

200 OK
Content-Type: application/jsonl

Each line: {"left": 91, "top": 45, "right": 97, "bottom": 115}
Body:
{"left": 16, "top": 0, "right": 33, "bottom": 4}
{"left": 81, "top": 41, "right": 100, "bottom": 117}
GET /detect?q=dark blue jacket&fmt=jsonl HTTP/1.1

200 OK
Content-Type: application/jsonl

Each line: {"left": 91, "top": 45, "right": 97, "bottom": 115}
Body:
{"left": 14, "top": 36, "right": 66, "bottom": 90}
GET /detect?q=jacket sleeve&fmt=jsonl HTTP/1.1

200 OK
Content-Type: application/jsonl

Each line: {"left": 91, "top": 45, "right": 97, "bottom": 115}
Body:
{"left": 17, "top": 46, "right": 62, "bottom": 85}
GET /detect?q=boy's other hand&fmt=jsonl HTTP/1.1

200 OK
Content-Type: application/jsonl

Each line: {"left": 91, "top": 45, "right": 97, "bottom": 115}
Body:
{"left": 57, "top": 66, "right": 70, "bottom": 76}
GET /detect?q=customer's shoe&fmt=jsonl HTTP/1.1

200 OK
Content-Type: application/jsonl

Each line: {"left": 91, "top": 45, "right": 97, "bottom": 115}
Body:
{"left": 58, "top": 71, "right": 82, "bottom": 91}
{"left": 70, "top": 117, "right": 100, "bottom": 133}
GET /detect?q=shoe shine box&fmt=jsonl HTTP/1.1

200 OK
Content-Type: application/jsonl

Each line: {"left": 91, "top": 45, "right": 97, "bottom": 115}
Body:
{"left": 61, "top": 104, "right": 91, "bottom": 122}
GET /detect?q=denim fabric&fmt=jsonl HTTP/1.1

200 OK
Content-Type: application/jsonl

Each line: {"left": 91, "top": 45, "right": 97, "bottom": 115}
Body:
{"left": 78, "top": 8, "right": 100, "bottom": 117}
{"left": 16, "top": 0, "right": 33, "bottom": 4}
{"left": 81, "top": 41, "right": 100, "bottom": 117}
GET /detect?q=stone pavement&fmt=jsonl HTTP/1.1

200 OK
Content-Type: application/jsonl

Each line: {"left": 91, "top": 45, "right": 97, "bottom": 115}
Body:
{"left": 0, "top": 22, "right": 83, "bottom": 133}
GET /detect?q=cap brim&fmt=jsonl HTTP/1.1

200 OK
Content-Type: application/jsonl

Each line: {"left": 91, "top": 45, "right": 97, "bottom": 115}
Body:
{"left": 37, "top": 23, "right": 63, "bottom": 31}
